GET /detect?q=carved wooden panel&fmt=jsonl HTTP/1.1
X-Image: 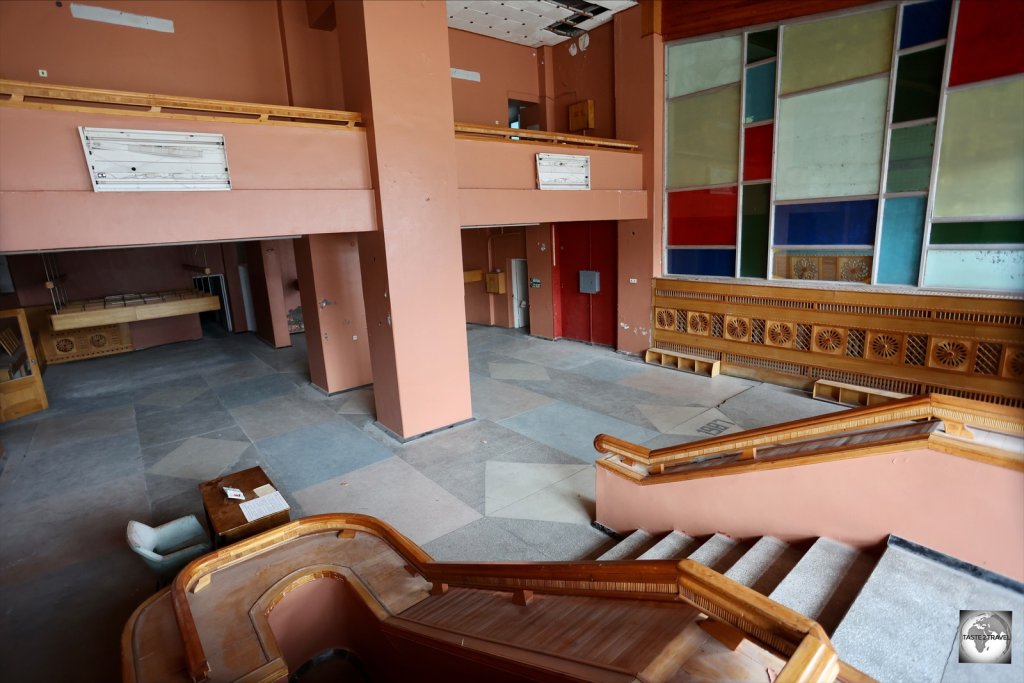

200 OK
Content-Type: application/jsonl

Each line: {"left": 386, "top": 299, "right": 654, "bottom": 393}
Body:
{"left": 650, "top": 278, "right": 1024, "bottom": 407}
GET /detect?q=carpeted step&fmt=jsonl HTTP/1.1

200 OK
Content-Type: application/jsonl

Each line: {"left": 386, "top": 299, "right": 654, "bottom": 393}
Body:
{"left": 596, "top": 529, "right": 656, "bottom": 561}
{"left": 637, "top": 530, "right": 698, "bottom": 560}
{"left": 686, "top": 532, "right": 744, "bottom": 573}
{"left": 724, "top": 536, "right": 794, "bottom": 589}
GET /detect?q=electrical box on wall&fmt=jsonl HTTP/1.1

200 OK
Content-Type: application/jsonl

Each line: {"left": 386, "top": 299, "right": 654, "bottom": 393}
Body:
{"left": 485, "top": 272, "right": 506, "bottom": 295}
{"left": 579, "top": 270, "right": 600, "bottom": 294}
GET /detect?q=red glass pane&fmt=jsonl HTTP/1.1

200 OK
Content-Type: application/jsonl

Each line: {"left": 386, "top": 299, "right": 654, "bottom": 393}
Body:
{"left": 667, "top": 186, "right": 738, "bottom": 246}
{"left": 744, "top": 124, "right": 773, "bottom": 181}
{"left": 948, "top": 0, "right": 1024, "bottom": 86}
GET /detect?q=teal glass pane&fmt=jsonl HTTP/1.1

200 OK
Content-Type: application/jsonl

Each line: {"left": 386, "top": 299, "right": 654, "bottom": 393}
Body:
{"left": 930, "top": 221, "right": 1024, "bottom": 245}
{"left": 740, "top": 184, "right": 770, "bottom": 277}
{"left": 878, "top": 197, "right": 926, "bottom": 285}
{"left": 923, "top": 249, "right": 1024, "bottom": 291}
{"left": 668, "top": 36, "right": 742, "bottom": 98}
{"left": 747, "top": 29, "right": 778, "bottom": 63}
{"left": 892, "top": 46, "right": 945, "bottom": 123}
{"left": 745, "top": 63, "right": 776, "bottom": 123}
{"left": 887, "top": 124, "right": 936, "bottom": 193}
{"left": 776, "top": 76, "right": 888, "bottom": 200}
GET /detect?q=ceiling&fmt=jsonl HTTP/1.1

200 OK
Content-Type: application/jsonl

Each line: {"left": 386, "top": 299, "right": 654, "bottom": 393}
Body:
{"left": 446, "top": 0, "right": 637, "bottom": 48}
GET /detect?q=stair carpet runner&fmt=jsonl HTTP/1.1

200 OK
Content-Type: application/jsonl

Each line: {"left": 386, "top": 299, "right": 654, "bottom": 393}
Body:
{"left": 597, "top": 530, "right": 1024, "bottom": 682}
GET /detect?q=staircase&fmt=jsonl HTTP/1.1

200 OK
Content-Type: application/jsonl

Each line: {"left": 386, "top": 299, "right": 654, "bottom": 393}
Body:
{"left": 597, "top": 530, "right": 1024, "bottom": 682}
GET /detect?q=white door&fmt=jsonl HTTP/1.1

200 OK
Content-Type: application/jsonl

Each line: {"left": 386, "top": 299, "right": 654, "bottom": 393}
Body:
{"left": 511, "top": 259, "right": 530, "bottom": 329}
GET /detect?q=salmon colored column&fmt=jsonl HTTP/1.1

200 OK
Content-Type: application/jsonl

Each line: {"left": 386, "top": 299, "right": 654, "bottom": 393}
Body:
{"left": 335, "top": 1, "right": 471, "bottom": 439}
{"left": 245, "top": 240, "right": 291, "bottom": 349}
{"left": 614, "top": 7, "right": 664, "bottom": 354}
{"left": 294, "top": 234, "right": 372, "bottom": 394}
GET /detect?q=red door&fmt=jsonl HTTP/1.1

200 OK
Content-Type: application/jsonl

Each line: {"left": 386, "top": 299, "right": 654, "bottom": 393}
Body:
{"left": 555, "top": 222, "right": 616, "bottom": 346}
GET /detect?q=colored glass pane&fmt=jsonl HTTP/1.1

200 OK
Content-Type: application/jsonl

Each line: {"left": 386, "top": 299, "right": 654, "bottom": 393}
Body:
{"left": 780, "top": 8, "right": 895, "bottom": 95}
{"left": 667, "top": 85, "right": 740, "bottom": 189}
{"left": 776, "top": 77, "right": 888, "bottom": 200}
{"left": 667, "top": 187, "right": 738, "bottom": 246}
{"left": 774, "top": 199, "right": 878, "bottom": 245}
{"left": 930, "top": 221, "right": 1024, "bottom": 245}
{"left": 740, "top": 183, "right": 770, "bottom": 278}
{"left": 745, "top": 62, "right": 776, "bottom": 123}
{"left": 948, "top": 0, "right": 1024, "bottom": 87}
{"left": 900, "top": 0, "right": 951, "bottom": 49}
{"left": 892, "top": 46, "right": 945, "bottom": 123}
{"left": 923, "top": 249, "right": 1024, "bottom": 291}
{"left": 747, "top": 28, "right": 778, "bottom": 63}
{"left": 878, "top": 196, "right": 926, "bottom": 285}
{"left": 744, "top": 124, "right": 773, "bottom": 181}
{"left": 667, "top": 248, "right": 736, "bottom": 276}
{"left": 934, "top": 78, "right": 1024, "bottom": 219}
{"left": 667, "top": 35, "right": 741, "bottom": 98}
{"left": 886, "top": 123, "right": 936, "bottom": 193}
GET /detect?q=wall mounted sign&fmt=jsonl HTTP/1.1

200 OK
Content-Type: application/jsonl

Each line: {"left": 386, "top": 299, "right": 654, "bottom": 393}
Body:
{"left": 536, "top": 153, "right": 591, "bottom": 191}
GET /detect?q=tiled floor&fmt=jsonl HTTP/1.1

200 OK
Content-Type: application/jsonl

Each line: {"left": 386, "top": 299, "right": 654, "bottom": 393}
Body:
{"left": 0, "top": 324, "right": 843, "bottom": 681}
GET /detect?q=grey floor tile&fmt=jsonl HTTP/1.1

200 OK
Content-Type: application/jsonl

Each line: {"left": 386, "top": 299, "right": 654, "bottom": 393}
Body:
{"left": 489, "top": 517, "right": 617, "bottom": 561}
{"left": 617, "top": 366, "right": 757, "bottom": 407}
{"left": 424, "top": 517, "right": 551, "bottom": 562}
{"left": 135, "top": 391, "right": 235, "bottom": 447}
{"left": 469, "top": 373, "right": 554, "bottom": 421}
{"left": 257, "top": 419, "right": 392, "bottom": 492}
{"left": 212, "top": 373, "right": 299, "bottom": 410}
{"left": 201, "top": 358, "right": 277, "bottom": 387}
{"left": 500, "top": 401, "right": 659, "bottom": 463}
{"left": 28, "top": 404, "right": 137, "bottom": 451}
{"left": 718, "top": 384, "right": 846, "bottom": 429}
{"left": 230, "top": 391, "right": 336, "bottom": 442}
{"left": 568, "top": 357, "right": 648, "bottom": 383}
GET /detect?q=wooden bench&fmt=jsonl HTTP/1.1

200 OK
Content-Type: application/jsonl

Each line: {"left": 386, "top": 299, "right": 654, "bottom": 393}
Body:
{"left": 644, "top": 348, "right": 720, "bottom": 378}
{"left": 812, "top": 379, "right": 909, "bottom": 408}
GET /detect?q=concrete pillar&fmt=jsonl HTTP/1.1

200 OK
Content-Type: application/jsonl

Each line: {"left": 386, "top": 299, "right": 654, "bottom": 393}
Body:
{"left": 614, "top": 7, "right": 664, "bottom": 354}
{"left": 335, "top": 1, "right": 472, "bottom": 439}
{"left": 294, "top": 234, "right": 372, "bottom": 394}
{"left": 245, "top": 240, "right": 291, "bottom": 348}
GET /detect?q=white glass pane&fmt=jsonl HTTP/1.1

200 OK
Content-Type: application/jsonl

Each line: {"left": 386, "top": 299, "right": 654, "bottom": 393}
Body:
{"left": 923, "top": 249, "right": 1024, "bottom": 291}
{"left": 775, "top": 76, "right": 888, "bottom": 200}
{"left": 668, "top": 35, "right": 742, "bottom": 98}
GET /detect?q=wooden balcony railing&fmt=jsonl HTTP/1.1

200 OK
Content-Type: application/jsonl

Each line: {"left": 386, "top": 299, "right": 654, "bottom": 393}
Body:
{"left": 0, "top": 79, "right": 362, "bottom": 128}
{"left": 454, "top": 121, "right": 639, "bottom": 150}
{"left": 594, "top": 394, "right": 1024, "bottom": 479}
{"left": 171, "top": 514, "right": 868, "bottom": 683}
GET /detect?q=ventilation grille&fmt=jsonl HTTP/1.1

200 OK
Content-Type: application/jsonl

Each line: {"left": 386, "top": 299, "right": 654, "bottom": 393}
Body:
{"left": 725, "top": 353, "right": 807, "bottom": 376}
{"left": 905, "top": 335, "right": 928, "bottom": 366}
{"left": 655, "top": 289, "right": 724, "bottom": 302}
{"left": 846, "top": 329, "right": 866, "bottom": 358}
{"left": 923, "top": 385, "right": 1024, "bottom": 408}
{"left": 751, "top": 319, "right": 766, "bottom": 345}
{"left": 711, "top": 314, "right": 724, "bottom": 338}
{"left": 795, "top": 324, "right": 812, "bottom": 351}
{"left": 727, "top": 295, "right": 814, "bottom": 310}
{"left": 657, "top": 342, "right": 720, "bottom": 360}
{"left": 936, "top": 311, "right": 1024, "bottom": 326}
{"left": 974, "top": 343, "right": 1003, "bottom": 375}
{"left": 817, "top": 303, "right": 931, "bottom": 318}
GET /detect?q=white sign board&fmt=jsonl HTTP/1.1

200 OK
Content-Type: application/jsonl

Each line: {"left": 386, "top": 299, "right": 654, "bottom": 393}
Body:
{"left": 536, "top": 153, "right": 591, "bottom": 191}
{"left": 78, "top": 127, "right": 231, "bottom": 192}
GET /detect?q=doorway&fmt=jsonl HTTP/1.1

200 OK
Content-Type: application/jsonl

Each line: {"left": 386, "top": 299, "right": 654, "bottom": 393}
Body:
{"left": 192, "top": 274, "right": 232, "bottom": 332}
{"left": 511, "top": 258, "right": 530, "bottom": 329}
{"left": 556, "top": 221, "right": 617, "bottom": 346}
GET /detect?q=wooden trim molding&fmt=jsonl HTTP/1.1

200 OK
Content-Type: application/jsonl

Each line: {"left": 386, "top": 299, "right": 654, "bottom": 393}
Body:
{"left": 455, "top": 122, "right": 639, "bottom": 151}
{"left": 660, "top": 0, "right": 880, "bottom": 42}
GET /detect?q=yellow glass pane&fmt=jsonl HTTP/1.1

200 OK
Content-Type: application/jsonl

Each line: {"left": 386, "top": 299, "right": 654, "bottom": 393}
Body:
{"left": 667, "top": 36, "right": 742, "bottom": 98}
{"left": 780, "top": 9, "right": 895, "bottom": 95}
{"left": 667, "top": 85, "right": 740, "bottom": 189}
{"left": 934, "top": 77, "right": 1024, "bottom": 219}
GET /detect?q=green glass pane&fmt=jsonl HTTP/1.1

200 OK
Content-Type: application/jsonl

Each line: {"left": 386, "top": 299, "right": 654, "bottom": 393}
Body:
{"left": 887, "top": 124, "right": 936, "bottom": 193}
{"left": 892, "top": 46, "right": 945, "bottom": 123}
{"left": 667, "top": 85, "right": 740, "bottom": 189}
{"left": 776, "top": 76, "right": 888, "bottom": 200}
{"left": 668, "top": 35, "right": 741, "bottom": 98}
{"left": 780, "top": 8, "right": 895, "bottom": 95}
{"left": 747, "top": 29, "right": 778, "bottom": 64}
{"left": 745, "top": 63, "right": 776, "bottom": 123}
{"left": 930, "top": 221, "right": 1024, "bottom": 245}
{"left": 923, "top": 249, "right": 1024, "bottom": 291}
{"left": 740, "top": 183, "right": 770, "bottom": 277}
{"left": 935, "top": 78, "right": 1024, "bottom": 218}
{"left": 878, "top": 196, "right": 925, "bottom": 285}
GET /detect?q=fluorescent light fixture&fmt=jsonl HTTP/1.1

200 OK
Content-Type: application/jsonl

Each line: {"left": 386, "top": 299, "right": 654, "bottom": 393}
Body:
{"left": 69, "top": 3, "right": 174, "bottom": 33}
{"left": 450, "top": 68, "right": 481, "bottom": 83}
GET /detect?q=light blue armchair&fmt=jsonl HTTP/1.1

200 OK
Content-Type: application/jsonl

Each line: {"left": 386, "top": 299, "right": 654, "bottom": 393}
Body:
{"left": 127, "top": 516, "right": 212, "bottom": 584}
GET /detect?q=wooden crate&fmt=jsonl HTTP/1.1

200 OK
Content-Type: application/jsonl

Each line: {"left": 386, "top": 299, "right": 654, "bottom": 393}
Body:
{"left": 645, "top": 348, "right": 720, "bottom": 378}
{"left": 40, "top": 323, "right": 133, "bottom": 364}
{"left": 812, "top": 379, "right": 909, "bottom": 408}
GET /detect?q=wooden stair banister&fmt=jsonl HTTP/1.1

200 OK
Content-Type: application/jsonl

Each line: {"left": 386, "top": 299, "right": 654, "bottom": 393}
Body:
{"left": 170, "top": 514, "right": 863, "bottom": 683}
{"left": 454, "top": 121, "right": 639, "bottom": 151}
{"left": 595, "top": 394, "right": 1024, "bottom": 474}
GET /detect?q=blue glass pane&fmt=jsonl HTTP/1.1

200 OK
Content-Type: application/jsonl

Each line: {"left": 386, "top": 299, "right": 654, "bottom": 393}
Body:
{"left": 774, "top": 199, "right": 878, "bottom": 245}
{"left": 900, "top": 0, "right": 951, "bottom": 49}
{"left": 878, "top": 197, "right": 926, "bottom": 285}
{"left": 745, "top": 63, "right": 776, "bottom": 123}
{"left": 668, "top": 248, "right": 736, "bottom": 276}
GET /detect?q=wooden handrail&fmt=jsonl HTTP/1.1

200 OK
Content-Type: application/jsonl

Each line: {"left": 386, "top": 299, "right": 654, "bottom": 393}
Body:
{"left": 0, "top": 79, "right": 362, "bottom": 127}
{"left": 455, "top": 121, "right": 639, "bottom": 150}
{"left": 595, "top": 394, "right": 1024, "bottom": 470}
{"left": 170, "top": 514, "right": 859, "bottom": 683}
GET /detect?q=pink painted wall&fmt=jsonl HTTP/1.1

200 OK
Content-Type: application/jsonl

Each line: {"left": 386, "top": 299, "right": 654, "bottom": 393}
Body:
{"left": 131, "top": 316, "right": 201, "bottom": 349}
{"left": 294, "top": 234, "right": 372, "bottom": 394}
{"left": 613, "top": 7, "right": 664, "bottom": 354}
{"left": 551, "top": 22, "right": 616, "bottom": 138}
{"left": 0, "top": 0, "right": 339, "bottom": 107}
{"left": 277, "top": 240, "right": 302, "bottom": 326}
{"left": 596, "top": 448, "right": 1024, "bottom": 581}
{"left": 447, "top": 29, "right": 540, "bottom": 126}
{"left": 460, "top": 228, "right": 527, "bottom": 328}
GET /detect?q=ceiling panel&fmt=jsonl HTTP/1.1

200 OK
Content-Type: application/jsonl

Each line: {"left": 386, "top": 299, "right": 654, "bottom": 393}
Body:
{"left": 446, "top": 0, "right": 636, "bottom": 47}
